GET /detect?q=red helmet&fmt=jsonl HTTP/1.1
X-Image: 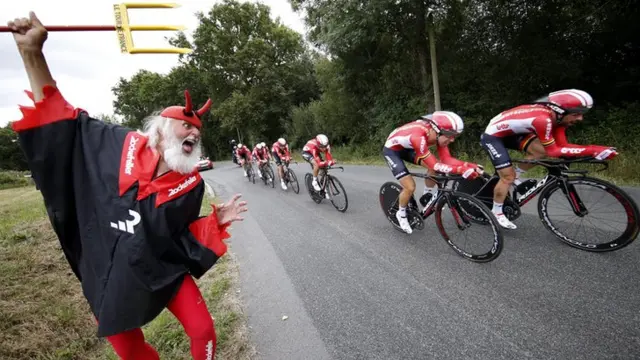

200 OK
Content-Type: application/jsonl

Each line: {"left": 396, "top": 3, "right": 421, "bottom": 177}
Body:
{"left": 421, "top": 111, "right": 464, "bottom": 136}
{"left": 535, "top": 89, "right": 593, "bottom": 116}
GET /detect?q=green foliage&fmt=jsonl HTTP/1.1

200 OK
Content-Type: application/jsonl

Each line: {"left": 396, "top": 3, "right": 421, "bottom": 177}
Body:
{"left": 0, "top": 124, "right": 28, "bottom": 171}
{"left": 111, "top": 0, "right": 639, "bottom": 181}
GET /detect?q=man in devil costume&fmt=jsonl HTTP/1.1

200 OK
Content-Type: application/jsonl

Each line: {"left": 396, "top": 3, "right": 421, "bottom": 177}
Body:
{"left": 7, "top": 12, "right": 247, "bottom": 360}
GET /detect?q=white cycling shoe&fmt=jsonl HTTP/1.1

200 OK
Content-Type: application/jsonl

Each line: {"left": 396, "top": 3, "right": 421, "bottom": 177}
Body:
{"left": 312, "top": 179, "right": 321, "bottom": 192}
{"left": 494, "top": 212, "right": 517, "bottom": 230}
{"left": 281, "top": 181, "right": 287, "bottom": 190}
{"left": 396, "top": 211, "right": 413, "bottom": 234}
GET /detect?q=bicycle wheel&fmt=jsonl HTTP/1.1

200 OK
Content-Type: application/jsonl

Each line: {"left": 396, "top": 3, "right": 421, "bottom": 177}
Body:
{"left": 379, "top": 182, "right": 424, "bottom": 232}
{"left": 538, "top": 176, "right": 640, "bottom": 252}
{"left": 305, "top": 173, "right": 323, "bottom": 203}
{"left": 266, "top": 165, "right": 275, "bottom": 188}
{"left": 434, "top": 191, "right": 503, "bottom": 262}
{"left": 288, "top": 169, "right": 300, "bottom": 194}
{"left": 327, "top": 175, "right": 348, "bottom": 212}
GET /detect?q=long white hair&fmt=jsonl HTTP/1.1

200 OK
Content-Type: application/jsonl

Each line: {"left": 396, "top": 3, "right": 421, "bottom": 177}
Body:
{"left": 139, "top": 114, "right": 202, "bottom": 174}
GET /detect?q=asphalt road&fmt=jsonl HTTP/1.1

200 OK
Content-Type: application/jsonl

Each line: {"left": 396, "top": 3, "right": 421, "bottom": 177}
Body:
{"left": 201, "top": 161, "right": 640, "bottom": 360}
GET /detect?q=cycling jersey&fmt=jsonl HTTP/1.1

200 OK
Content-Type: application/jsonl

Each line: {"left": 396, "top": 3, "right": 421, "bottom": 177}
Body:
{"left": 271, "top": 141, "right": 291, "bottom": 158}
{"left": 252, "top": 147, "right": 270, "bottom": 161}
{"left": 271, "top": 141, "right": 290, "bottom": 165}
{"left": 236, "top": 146, "right": 250, "bottom": 159}
{"left": 383, "top": 120, "right": 476, "bottom": 179}
{"left": 302, "top": 139, "right": 334, "bottom": 167}
{"left": 482, "top": 104, "right": 612, "bottom": 169}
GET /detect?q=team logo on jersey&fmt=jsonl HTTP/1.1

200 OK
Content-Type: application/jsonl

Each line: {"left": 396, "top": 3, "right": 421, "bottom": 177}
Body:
{"left": 560, "top": 147, "right": 586, "bottom": 154}
{"left": 496, "top": 123, "right": 509, "bottom": 130}
{"left": 545, "top": 120, "right": 552, "bottom": 140}
{"left": 434, "top": 163, "right": 453, "bottom": 173}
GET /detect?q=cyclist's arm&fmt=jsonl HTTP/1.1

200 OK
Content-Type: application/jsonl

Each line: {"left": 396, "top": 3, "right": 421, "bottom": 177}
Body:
{"left": 536, "top": 118, "right": 607, "bottom": 158}
{"left": 412, "top": 135, "right": 473, "bottom": 175}
{"left": 325, "top": 145, "right": 334, "bottom": 162}
{"left": 312, "top": 148, "right": 328, "bottom": 167}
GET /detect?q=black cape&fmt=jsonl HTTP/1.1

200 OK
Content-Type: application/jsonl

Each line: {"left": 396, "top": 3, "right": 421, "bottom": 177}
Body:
{"left": 12, "top": 86, "right": 225, "bottom": 337}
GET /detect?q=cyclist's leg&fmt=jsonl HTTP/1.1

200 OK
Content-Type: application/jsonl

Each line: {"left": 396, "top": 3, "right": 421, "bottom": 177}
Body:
{"left": 383, "top": 147, "right": 414, "bottom": 233}
{"left": 272, "top": 151, "right": 284, "bottom": 178}
{"left": 514, "top": 135, "right": 545, "bottom": 175}
{"left": 480, "top": 133, "right": 517, "bottom": 229}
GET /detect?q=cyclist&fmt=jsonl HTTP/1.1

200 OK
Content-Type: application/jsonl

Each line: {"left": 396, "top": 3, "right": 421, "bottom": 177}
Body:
{"left": 302, "top": 134, "right": 336, "bottom": 192}
{"left": 272, "top": 137, "right": 292, "bottom": 190}
{"left": 252, "top": 142, "right": 271, "bottom": 179}
{"left": 236, "top": 143, "right": 251, "bottom": 176}
{"left": 383, "top": 111, "right": 483, "bottom": 234}
{"left": 481, "top": 89, "right": 618, "bottom": 230}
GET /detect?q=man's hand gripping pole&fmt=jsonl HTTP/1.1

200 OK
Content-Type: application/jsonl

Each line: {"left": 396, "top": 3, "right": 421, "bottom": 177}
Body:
{"left": 0, "top": 3, "right": 192, "bottom": 54}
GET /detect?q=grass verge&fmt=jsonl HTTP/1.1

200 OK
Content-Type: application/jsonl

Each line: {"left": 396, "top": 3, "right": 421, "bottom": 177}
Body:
{"left": 292, "top": 144, "right": 640, "bottom": 186}
{"left": 0, "top": 180, "right": 254, "bottom": 360}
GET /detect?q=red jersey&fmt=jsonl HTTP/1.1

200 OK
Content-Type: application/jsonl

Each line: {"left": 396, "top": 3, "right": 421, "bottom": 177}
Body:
{"left": 384, "top": 120, "right": 473, "bottom": 174}
{"left": 303, "top": 139, "right": 334, "bottom": 166}
{"left": 484, "top": 104, "right": 607, "bottom": 158}
{"left": 252, "top": 146, "right": 269, "bottom": 161}
{"left": 236, "top": 145, "right": 250, "bottom": 157}
{"left": 271, "top": 141, "right": 291, "bottom": 158}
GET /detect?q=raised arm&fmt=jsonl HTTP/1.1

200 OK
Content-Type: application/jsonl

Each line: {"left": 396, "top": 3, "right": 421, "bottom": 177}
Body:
{"left": 8, "top": 12, "right": 56, "bottom": 101}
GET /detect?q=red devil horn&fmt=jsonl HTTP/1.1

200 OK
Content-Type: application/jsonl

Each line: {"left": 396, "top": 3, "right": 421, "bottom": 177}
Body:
{"left": 196, "top": 98, "right": 213, "bottom": 117}
{"left": 184, "top": 90, "right": 193, "bottom": 113}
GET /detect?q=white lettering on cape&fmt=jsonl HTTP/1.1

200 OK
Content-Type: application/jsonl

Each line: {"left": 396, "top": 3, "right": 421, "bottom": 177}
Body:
{"left": 125, "top": 136, "right": 139, "bottom": 175}
{"left": 169, "top": 175, "right": 197, "bottom": 198}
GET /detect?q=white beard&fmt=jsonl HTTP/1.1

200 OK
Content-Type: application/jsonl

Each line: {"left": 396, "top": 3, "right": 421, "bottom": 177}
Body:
{"left": 161, "top": 127, "right": 202, "bottom": 174}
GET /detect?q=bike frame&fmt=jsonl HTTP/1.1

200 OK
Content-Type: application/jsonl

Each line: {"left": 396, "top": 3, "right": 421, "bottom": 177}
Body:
{"left": 473, "top": 157, "right": 608, "bottom": 216}
{"left": 318, "top": 166, "right": 344, "bottom": 191}
{"left": 409, "top": 172, "right": 466, "bottom": 219}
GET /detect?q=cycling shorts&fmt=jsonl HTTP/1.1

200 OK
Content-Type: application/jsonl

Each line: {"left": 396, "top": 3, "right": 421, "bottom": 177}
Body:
{"left": 272, "top": 151, "right": 282, "bottom": 165}
{"left": 480, "top": 133, "right": 536, "bottom": 170}
{"left": 302, "top": 151, "right": 324, "bottom": 166}
{"left": 382, "top": 146, "right": 417, "bottom": 180}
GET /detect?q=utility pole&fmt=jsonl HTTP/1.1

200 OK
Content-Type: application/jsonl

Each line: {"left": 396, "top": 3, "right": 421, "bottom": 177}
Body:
{"left": 427, "top": 8, "right": 441, "bottom": 111}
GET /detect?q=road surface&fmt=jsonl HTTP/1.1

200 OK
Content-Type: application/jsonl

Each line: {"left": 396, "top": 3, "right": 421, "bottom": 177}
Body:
{"left": 201, "top": 162, "right": 640, "bottom": 360}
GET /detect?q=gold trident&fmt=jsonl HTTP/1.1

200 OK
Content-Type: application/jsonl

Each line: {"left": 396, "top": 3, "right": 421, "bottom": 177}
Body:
{"left": 0, "top": 3, "right": 192, "bottom": 55}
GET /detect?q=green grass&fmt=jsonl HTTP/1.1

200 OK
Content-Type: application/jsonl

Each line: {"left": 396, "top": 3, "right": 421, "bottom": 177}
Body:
{"left": 0, "top": 178, "right": 254, "bottom": 360}
{"left": 292, "top": 144, "right": 640, "bottom": 186}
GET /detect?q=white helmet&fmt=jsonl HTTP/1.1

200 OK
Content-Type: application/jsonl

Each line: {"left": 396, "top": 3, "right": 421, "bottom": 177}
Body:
{"left": 256, "top": 143, "right": 264, "bottom": 149}
{"left": 278, "top": 137, "right": 286, "bottom": 145}
{"left": 316, "top": 134, "right": 329, "bottom": 147}
{"left": 237, "top": 143, "right": 243, "bottom": 148}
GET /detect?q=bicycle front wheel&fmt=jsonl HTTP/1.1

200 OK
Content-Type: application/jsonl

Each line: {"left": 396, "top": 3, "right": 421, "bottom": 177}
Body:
{"left": 327, "top": 175, "right": 348, "bottom": 212}
{"left": 288, "top": 169, "right": 300, "bottom": 194}
{"left": 435, "top": 192, "right": 504, "bottom": 263}
{"left": 538, "top": 176, "right": 640, "bottom": 252}
{"left": 266, "top": 165, "right": 275, "bottom": 188}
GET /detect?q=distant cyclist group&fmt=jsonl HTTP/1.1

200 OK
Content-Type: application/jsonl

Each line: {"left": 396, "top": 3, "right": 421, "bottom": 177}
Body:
{"left": 230, "top": 88, "right": 632, "bottom": 259}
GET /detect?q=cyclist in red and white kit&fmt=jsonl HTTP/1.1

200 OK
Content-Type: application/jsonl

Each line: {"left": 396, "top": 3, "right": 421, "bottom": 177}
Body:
{"left": 236, "top": 143, "right": 252, "bottom": 177}
{"left": 481, "top": 89, "right": 618, "bottom": 230}
{"left": 302, "top": 134, "right": 336, "bottom": 192}
{"left": 272, "top": 138, "right": 291, "bottom": 190}
{"left": 252, "top": 142, "right": 271, "bottom": 179}
{"left": 383, "top": 111, "right": 483, "bottom": 234}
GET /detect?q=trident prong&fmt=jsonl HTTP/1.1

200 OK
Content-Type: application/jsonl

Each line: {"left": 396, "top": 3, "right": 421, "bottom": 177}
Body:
{"left": 0, "top": 2, "right": 192, "bottom": 55}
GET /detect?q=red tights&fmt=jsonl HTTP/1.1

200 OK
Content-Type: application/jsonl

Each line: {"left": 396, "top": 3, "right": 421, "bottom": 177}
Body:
{"left": 104, "top": 275, "right": 216, "bottom": 360}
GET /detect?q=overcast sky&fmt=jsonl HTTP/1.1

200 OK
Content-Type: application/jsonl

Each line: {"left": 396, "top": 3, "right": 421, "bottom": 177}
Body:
{"left": 1, "top": 0, "right": 307, "bottom": 126}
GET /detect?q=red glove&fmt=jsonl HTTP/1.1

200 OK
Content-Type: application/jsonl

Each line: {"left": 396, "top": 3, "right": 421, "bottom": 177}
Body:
{"left": 328, "top": 160, "right": 336, "bottom": 166}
